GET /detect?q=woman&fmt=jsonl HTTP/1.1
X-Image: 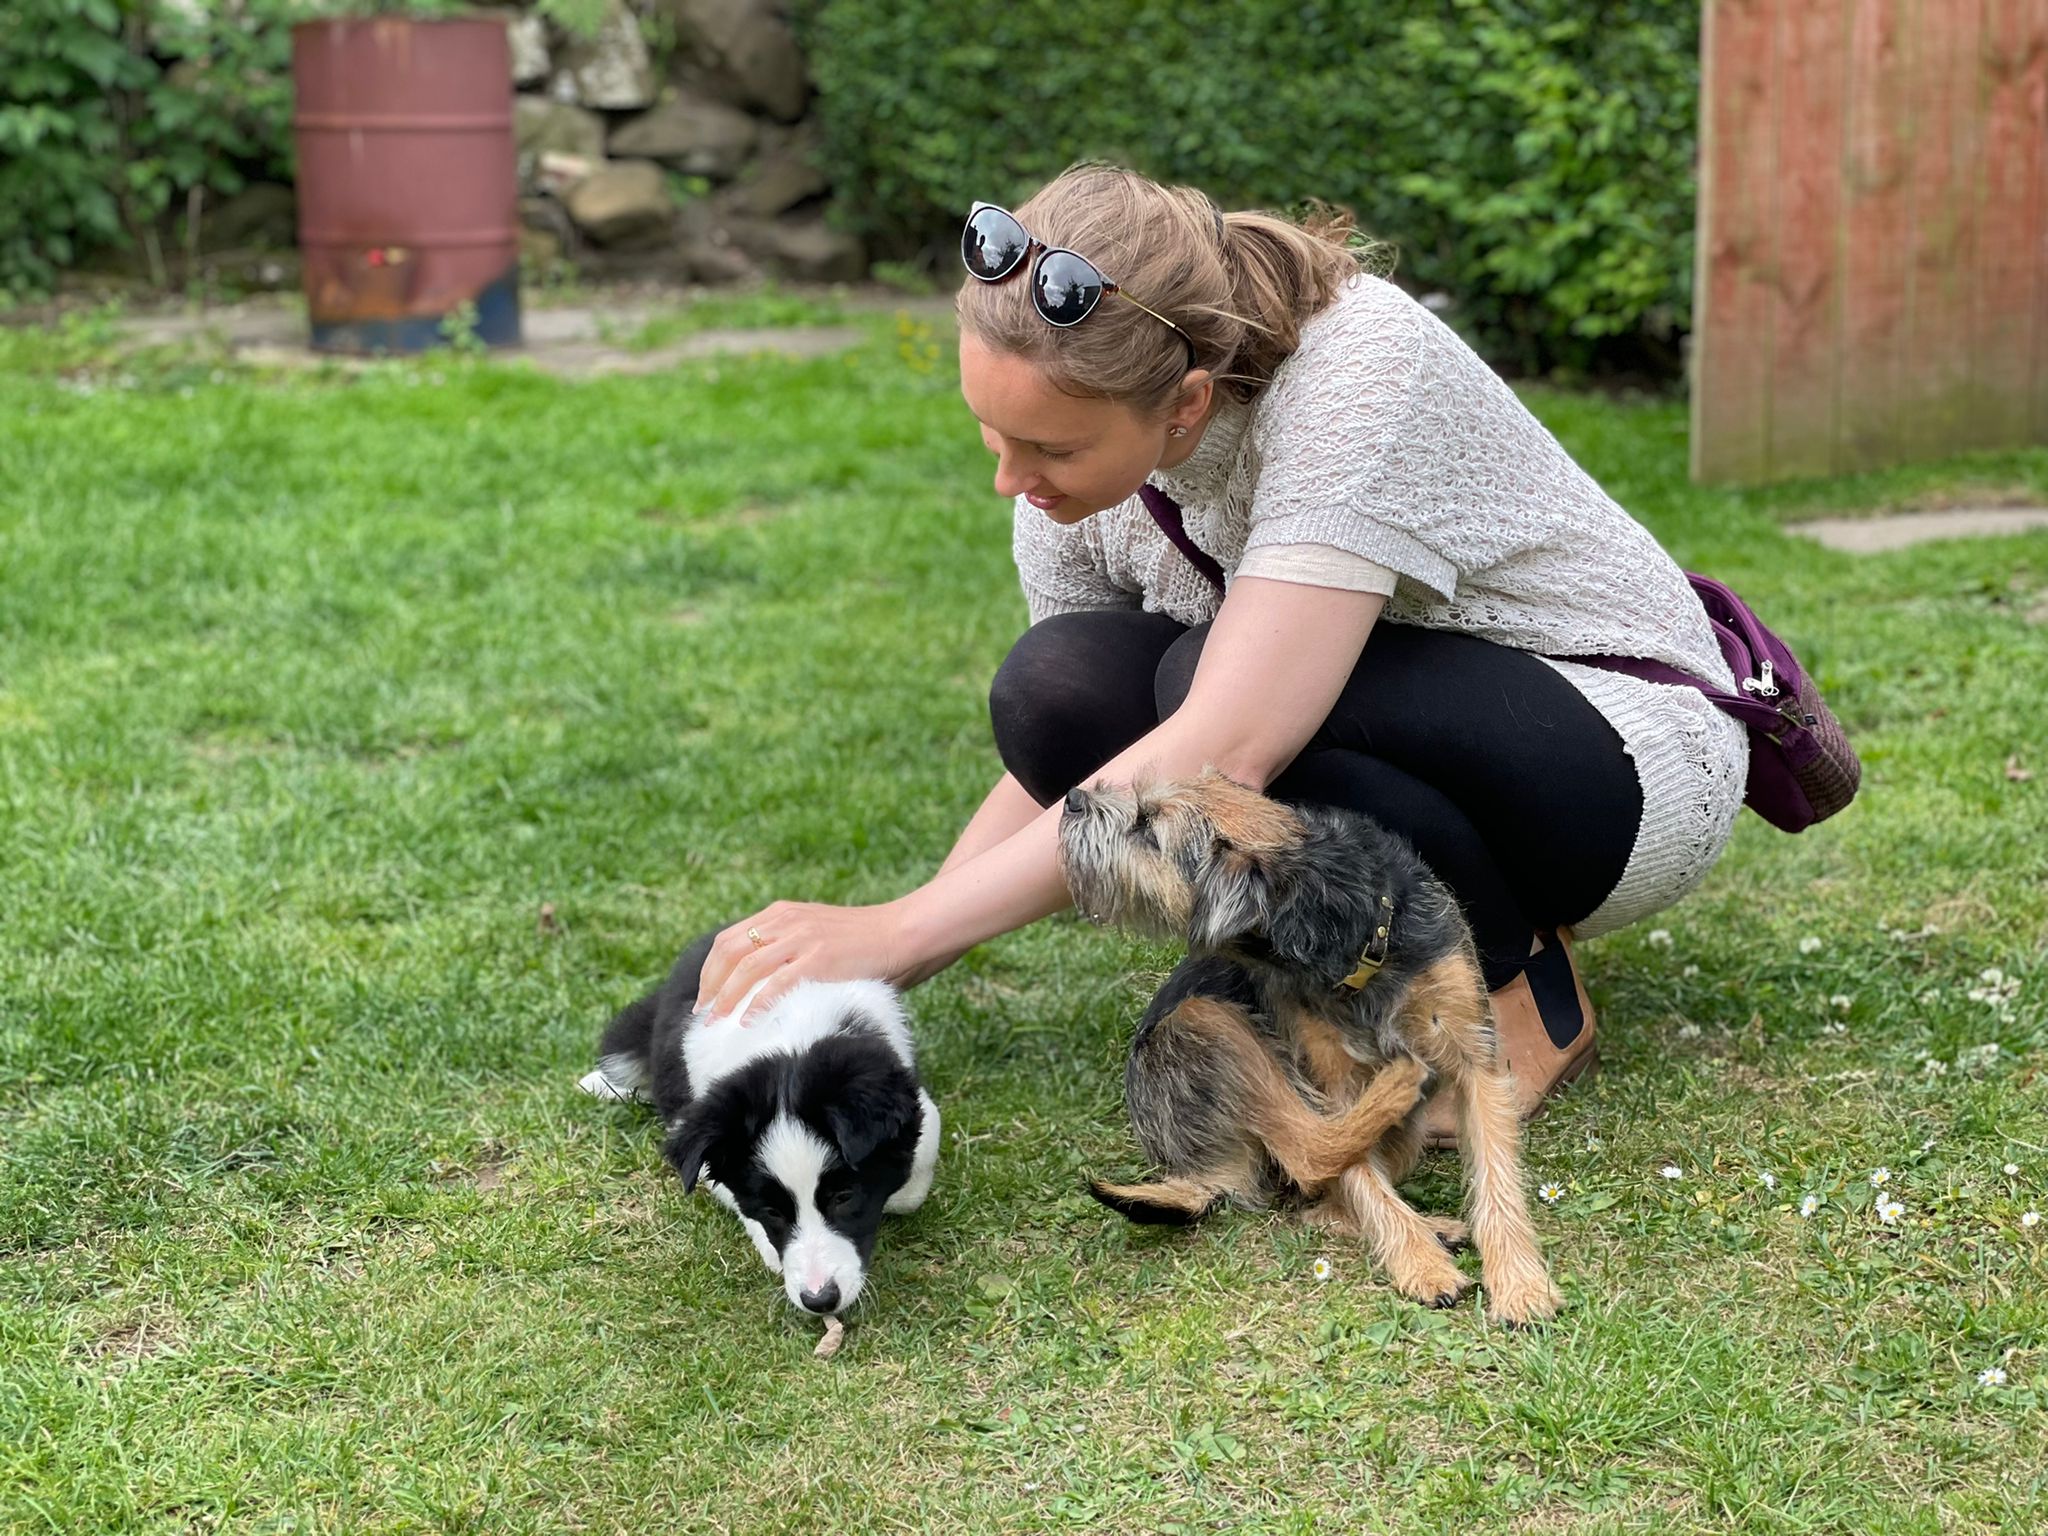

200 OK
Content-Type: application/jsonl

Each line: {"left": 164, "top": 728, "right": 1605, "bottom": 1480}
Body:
{"left": 694, "top": 164, "right": 1747, "bottom": 1140}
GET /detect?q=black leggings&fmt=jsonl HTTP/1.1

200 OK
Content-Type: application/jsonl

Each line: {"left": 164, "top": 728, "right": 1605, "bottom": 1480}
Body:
{"left": 990, "top": 611, "right": 1644, "bottom": 991}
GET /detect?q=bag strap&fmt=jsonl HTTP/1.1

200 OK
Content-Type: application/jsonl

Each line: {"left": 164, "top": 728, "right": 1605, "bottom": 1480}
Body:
{"left": 1138, "top": 483, "right": 1228, "bottom": 592}
{"left": 1135, "top": 490, "right": 1797, "bottom": 742}
{"left": 1571, "top": 652, "right": 1788, "bottom": 733}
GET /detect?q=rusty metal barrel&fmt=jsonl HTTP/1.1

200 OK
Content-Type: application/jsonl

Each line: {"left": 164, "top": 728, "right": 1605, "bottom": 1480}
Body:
{"left": 291, "top": 17, "right": 522, "bottom": 354}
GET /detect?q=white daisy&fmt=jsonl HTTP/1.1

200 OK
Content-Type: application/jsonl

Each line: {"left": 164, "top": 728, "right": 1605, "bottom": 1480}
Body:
{"left": 1660, "top": 1165, "right": 1683, "bottom": 1180}
{"left": 1799, "top": 1194, "right": 1822, "bottom": 1218}
{"left": 1978, "top": 1367, "right": 2007, "bottom": 1387}
{"left": 1958, "top": 1042, "right": 2004, "bottom": 1074}
{"left": 1870, "top": 1167, "right": 1892, "bottom": 1188}
{"left": 1647, "top": 929, "right": 1673, "bottom": 949}
{"left": 1876, "top": 1198, "right": 1905, "bottom": 1225}
{"left": 1829, "top": 994, "right": 1853, "bottom": 1012}
{"left": 1312, "top": 1257, "right": 1333, "bottom": 1280}
{"left": 1799, "top": 936, "right": 1824, "bottom": 955}
{"left": 1681, "top": 964, "right": 1701, "bottom": 979}
{"left": 1759, "top": 1171, "right": 1778, "bottom": 1191}
{"left": 2023, "top": 1211, "right": 2042, "bottom": 1229}
{"left": 2004, "top": 1163, "right": 2021, "bottom": 1177}
{"left": 1538, "top": 1182, "right": 1564, "bottom": 1204}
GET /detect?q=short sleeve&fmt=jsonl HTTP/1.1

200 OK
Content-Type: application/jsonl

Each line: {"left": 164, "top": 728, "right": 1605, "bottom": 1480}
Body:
{"left": 1234, "top": 542, "right": 1398, "bottom": 597}
{"left": 1242, "top": 280, "right": 1459, "bottom": 602}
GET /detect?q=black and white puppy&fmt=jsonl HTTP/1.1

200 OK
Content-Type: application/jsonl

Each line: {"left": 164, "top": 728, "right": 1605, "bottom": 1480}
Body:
{"left": 580, "top": 931, "right": 939, "bottom": 1317}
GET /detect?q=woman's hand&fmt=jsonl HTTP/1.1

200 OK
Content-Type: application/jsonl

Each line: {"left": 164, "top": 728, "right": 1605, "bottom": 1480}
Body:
{"left": 695, "top": 898, "right": 947, "bottom": 1019}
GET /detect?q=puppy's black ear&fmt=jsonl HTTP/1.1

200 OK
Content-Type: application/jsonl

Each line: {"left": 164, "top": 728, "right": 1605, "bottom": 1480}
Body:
{"left": 798, "top": 1038, "right": 917, "bottom": 1169}
{"left": 662, "top": 1112, "right": 719, "bottom": 1193}
{"left": 661, "top": 1082, "right": 765, "bottom": 1193}
{"left": 1189, "top": 845, "right": 1276, "bottom": 950}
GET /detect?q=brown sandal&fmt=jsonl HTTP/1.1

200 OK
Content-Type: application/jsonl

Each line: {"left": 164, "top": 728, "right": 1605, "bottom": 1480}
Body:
{"left": 1419, "top": 927, "right": 1598, "bottom": 1152}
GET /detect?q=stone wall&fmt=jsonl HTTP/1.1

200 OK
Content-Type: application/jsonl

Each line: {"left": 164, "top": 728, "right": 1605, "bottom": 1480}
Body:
{"left": 499, "top": 0, "right": 862, "bottom": 285}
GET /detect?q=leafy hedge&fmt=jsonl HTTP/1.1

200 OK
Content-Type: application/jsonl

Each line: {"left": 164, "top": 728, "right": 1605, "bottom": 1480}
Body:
{"left": 0, "top": 0, "right": 311, "bottom": 298}
{"left": 797, "top": 0, "right": 1699, "bottom": 373}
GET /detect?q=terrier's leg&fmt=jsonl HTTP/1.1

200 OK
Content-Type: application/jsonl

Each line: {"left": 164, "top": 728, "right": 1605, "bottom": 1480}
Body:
{"left": 1456, "top": 1056, "right": 1564, "bottom": 1325}
{"left": 1334, "top": 1156, "right": 1473, "bottom": 1308}
{"left": 1092, "top": 994, "right": 1272, "bottom": 1222}
{"left": 1408, "top": 952, "right": 1562, "bottom": 1326}
{"left": 1370, "top": 1116, "right": 1467, "bottom": 1250}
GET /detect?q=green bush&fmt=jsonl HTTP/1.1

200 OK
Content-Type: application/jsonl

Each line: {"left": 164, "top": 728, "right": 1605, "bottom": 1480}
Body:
{"left": 0, "top": 0, "right": 511, "bottom": 300}
{"left": 0, "top": 0, "right": 307, "bottom": 298}
{"left": 797, "top": 0, "right": 1699, "bottom": 373}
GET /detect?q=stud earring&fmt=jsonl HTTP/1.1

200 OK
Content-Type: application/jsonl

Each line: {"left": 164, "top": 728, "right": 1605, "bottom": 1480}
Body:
{"left": 1167, "top": 426, "right": 1188, "bottom": 438}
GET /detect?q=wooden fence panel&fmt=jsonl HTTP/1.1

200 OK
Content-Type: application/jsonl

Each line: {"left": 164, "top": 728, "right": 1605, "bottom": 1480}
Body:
{"left": 1692, "top": 0, "right": 1779, "bottom": 482}
{"left": 1837, "top": 0, "right": 1912, "bottom": 468}
{"left": 1897, "top": 0, "right": 1982, "bottom": 466}
{"left": 1693, "top": 0, "right": 2048, "bottom": 484}
{"left": 1766, "top": 0, "right": 1851, "bottom": 480}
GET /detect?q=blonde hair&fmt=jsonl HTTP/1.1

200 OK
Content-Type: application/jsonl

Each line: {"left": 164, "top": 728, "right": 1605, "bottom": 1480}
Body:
{"left": 954, "top": 163, "right": 1380, "bottom": 415}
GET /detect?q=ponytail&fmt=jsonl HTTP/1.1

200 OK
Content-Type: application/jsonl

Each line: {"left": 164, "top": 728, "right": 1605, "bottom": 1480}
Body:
{"left": 1213, "top": 204, "right": 1383, "bottom": 399}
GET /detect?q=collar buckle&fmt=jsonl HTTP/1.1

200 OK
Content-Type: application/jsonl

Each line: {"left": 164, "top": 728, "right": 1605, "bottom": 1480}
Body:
{"left": 1338, "top": 895, "right": 1395, "bottom": 990}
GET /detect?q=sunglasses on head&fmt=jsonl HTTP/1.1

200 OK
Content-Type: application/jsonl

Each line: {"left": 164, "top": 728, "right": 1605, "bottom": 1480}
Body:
{"left": 961, "top": 201, "right": 1198, "bottom": 371}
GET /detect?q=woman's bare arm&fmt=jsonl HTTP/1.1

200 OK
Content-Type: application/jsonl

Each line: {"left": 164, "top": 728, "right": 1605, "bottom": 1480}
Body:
{"left": 937, "top": 772, "right": 1045, "bottom": 876}
{"left": 892, "top": 577, "right": 1386, "bottom": 968}
{"left": 697, "top": 578, "right": 1386, "bottom": 1013}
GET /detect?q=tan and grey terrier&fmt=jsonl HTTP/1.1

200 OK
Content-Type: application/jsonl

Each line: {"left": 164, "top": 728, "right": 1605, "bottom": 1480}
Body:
{"left": 1058, "top": 768, "right": 1562, "bottom": 1327}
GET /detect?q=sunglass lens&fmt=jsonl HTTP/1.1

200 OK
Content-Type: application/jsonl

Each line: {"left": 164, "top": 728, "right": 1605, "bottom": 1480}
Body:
{"left": 1032, "top": 249, "right": 1104, "bottom": 326}
{"left": 962, "top": 206, "right": 1030, "bottom": 281}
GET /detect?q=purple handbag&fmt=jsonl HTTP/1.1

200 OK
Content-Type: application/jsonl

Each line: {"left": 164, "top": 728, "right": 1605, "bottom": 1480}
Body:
{"left": 1576, "top": 574, "right": 1861, "bottom": 833}
{"left": 1138, "top": 485, "right": 1858, "bottom": 832}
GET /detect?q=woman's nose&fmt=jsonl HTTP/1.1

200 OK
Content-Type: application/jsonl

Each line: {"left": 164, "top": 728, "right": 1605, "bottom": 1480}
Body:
{"left": 991, "top": 454, "right": 1033, "bottom": 499}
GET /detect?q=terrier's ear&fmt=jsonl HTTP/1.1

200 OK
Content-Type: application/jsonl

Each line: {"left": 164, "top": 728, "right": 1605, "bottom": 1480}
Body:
{"left": 1261, "top": 879, "right": 1365, "bottom": 981}
{"left": 1189, "top": 844, "right": 1276, "bottom": 949}
{"left": 1193, "top": 765, "right": 1253, "bottom": 793}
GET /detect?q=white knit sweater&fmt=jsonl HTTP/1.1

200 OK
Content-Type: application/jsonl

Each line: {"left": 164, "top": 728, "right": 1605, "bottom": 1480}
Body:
{"left": 1011, "top": 274, "right": 1749, "bottom": 936}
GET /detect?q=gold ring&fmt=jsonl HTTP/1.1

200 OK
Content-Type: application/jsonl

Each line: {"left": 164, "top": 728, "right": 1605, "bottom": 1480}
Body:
{"left": 747, "top": 926, "right": 766, "bottom": 949}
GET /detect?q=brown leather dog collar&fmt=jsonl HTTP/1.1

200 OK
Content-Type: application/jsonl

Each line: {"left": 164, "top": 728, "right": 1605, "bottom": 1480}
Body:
{"left": 1339, "top": 894, "right": 1397, "bottom": 990}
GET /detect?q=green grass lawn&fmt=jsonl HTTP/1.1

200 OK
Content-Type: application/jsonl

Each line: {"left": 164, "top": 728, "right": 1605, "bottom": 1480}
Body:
{"left": 2, "top": 300, "right": 2046, "bottom": 1534}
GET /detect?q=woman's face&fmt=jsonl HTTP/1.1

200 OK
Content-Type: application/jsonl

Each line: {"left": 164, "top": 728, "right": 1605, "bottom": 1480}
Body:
{"left": 959, "top": 331, "right": 1204, "bottom": 526}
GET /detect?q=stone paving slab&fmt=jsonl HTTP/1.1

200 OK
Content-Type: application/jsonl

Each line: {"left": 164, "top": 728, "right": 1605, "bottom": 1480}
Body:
{"left": 106, "top": 290, "right": 950, "bottom": 377}
{"left": 1788, "top": 508, "right": 2048, "bottom": 552}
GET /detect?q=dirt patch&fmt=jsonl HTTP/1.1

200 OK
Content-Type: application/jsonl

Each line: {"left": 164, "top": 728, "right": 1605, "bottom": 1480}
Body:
{"left": 1925, "top": 893, "right": 2000, "bottom": 932}
{"left": 84, "top": 1313, "right": 183, "bottom": 1369}
{"left": 186, "top": 731, "right": 292, "bottom": 763}
{"left": 432, "top": 1140, "right": 513, "bottom": 1193}
{"left": 1893, "top": 481, "right": 2044, "bottom": 513}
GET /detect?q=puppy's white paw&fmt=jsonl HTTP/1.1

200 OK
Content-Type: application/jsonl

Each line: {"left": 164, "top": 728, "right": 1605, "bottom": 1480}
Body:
{"left": 577, "top": 1059, "right": 651, "bottom": 1104}
{"left": 743, "top": 1218, "right": 783, "bottom": 1274}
